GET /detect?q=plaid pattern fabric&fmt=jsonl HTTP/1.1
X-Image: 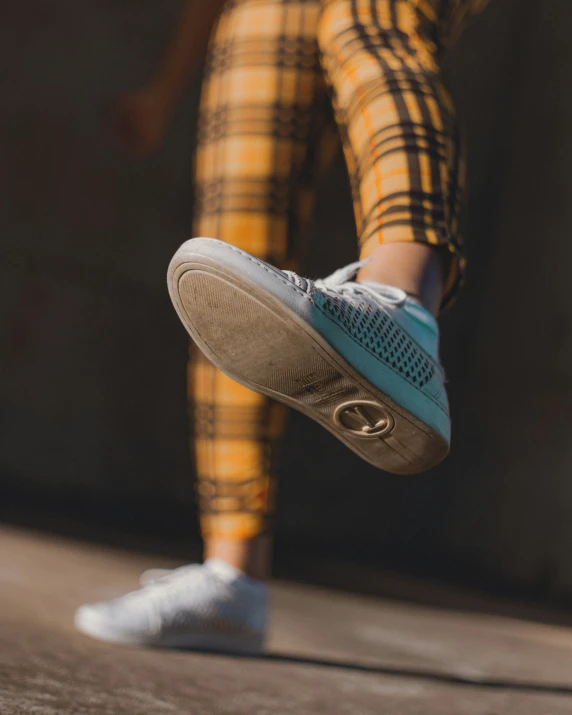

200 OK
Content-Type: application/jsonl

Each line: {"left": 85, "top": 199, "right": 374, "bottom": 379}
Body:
{"left": 191, "top": 0, "right": 486, "bottom": 540}
{"left": 319, "top": 0, "right": 484, "bottom": 305}
{"left": 189, "top": 347, "right": 287, "bottom": 539}
{"left": 191, "top": 0, "right": 329, "bottom": 539}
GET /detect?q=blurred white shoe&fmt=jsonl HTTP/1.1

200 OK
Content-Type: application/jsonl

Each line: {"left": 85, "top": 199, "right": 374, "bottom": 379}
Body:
{"left": 74, "top": 559, "right": 267, "bottom": 654}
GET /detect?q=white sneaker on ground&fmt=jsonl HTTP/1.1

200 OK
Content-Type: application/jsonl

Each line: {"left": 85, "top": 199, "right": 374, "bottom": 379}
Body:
{"left": 74, "top": 559, "right": 267, "bottom": 654}
{"left": 167, "top": 238, "right": 450, "bottom": 474}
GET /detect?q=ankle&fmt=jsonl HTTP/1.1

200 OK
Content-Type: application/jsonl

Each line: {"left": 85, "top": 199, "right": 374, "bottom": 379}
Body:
{"left": 357, "top": 243, "right": 444, "bottom": 318}
{"left": 203, "top": 534, "right": 272, "bottom": 581}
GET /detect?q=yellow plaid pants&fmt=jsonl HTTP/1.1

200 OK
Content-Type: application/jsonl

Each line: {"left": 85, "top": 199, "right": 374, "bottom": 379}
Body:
{"left": 191, "top": 0, "right": 486, "bottom": 540}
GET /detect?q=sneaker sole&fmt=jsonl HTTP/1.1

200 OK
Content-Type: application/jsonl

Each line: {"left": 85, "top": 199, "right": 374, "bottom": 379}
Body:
{"left": 168, "top": 241, "right": 449, "bottom": 474}
{"left": 74, "top": 608, "right": 264, "bottom": 655}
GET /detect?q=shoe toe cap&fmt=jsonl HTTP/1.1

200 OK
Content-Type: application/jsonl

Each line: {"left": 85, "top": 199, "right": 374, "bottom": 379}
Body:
{"left": 74, "top": 601, "right": 151, "bottom": 644}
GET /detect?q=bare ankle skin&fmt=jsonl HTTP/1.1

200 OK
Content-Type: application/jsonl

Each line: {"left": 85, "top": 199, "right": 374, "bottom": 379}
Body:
{"left": 204, "top": 534, "right": 273, "bottom": 581}
{"left": 356, "top": 243, "right": 444, "bottom": 318}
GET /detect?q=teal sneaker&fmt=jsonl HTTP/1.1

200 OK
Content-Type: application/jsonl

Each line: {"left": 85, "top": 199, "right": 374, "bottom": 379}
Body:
{"left": 168, "top": 238, "right": 450, "bottom": 474}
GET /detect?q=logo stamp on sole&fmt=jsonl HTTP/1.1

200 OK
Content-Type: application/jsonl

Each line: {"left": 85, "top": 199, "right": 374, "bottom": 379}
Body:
{"left": 334, "top": 401, "right": 394, "bottom": 438}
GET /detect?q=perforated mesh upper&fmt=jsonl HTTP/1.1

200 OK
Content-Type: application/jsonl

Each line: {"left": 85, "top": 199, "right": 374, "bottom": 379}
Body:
{"left": 317, "top": 291, "right": 436, "bottom": 388}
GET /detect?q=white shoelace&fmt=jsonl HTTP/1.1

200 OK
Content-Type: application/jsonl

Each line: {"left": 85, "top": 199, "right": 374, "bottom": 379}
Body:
{"left": 283, "top": 264, "right": 407, "bottom": 309}
{"left": 144, "top": 563, "right": 202, "bottom": 588}
{"left": 115, "top": 564, "right": 214, "bottom": 609}
{"left": 319, "top": 280, "right": 407, "bottom": 307}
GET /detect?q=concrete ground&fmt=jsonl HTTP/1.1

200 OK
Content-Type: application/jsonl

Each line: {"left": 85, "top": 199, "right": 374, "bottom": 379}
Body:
{"left": 3, "top": 526, "right": 572, "bottom": 715}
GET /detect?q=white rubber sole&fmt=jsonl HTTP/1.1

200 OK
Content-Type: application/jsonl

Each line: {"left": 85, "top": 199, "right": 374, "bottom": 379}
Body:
{"left": 167, "top": 241, "right": 449, "bottom": 474}
{"left": 74, "top": 608, "right": 264, "bottom": 655}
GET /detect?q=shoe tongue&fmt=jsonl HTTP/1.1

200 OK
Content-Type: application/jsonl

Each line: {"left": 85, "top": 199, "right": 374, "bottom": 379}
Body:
{"left": 204, "top": 558, "right": 243, "bottom": 583}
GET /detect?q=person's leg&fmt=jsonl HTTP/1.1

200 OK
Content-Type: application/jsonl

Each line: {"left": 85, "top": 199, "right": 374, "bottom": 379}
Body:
{"left": 75, "top": 0, "right": 330, "bottom": 653}
{"left": 190, "top": 0, "right": 328, "bottom": 579}
{"left": 166, "top": 0, "right": 486, "bottom": 474}
{"left": 319, "top": 0, "right": 471, "bottom": 316}
{"left": 189, "top": 344, "right": 281, "bottom": 579}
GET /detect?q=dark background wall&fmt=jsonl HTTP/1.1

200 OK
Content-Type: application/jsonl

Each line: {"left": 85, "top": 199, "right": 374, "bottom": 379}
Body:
{"left": 3, "top": 0, "right": 572, "bottom": 599}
